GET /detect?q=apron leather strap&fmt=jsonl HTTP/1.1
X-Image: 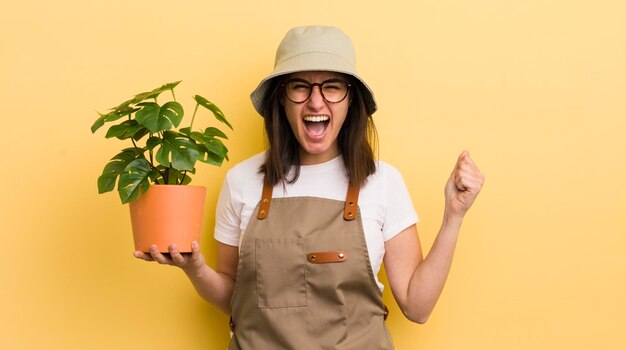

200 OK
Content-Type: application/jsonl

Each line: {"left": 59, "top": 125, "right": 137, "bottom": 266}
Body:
{"left": 343, "top": 182, "right": 360, "bottom": 221}
{"left": 257, "top": 177, "right": 360, "bottom": 221}
{"left": 257, "top": 179, "right": 273, "bottom": 220}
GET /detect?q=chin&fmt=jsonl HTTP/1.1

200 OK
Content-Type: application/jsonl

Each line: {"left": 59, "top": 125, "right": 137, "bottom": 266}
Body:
{"left": 302, "top": 144, "right": 331, "bottom": 156}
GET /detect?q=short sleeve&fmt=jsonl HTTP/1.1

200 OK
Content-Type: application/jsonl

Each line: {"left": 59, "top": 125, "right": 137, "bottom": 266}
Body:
{"left": 213, "top": 174, "right": 242, "bottom": 247}
{"left": 381, "top": 165, "right": 419, "bottom": 241}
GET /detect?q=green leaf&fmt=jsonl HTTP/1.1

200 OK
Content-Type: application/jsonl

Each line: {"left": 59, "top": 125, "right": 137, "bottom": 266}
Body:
{"left": 98, "top": 176, "right": 116, "bottom": 194}
{"left": 103, "top": 112, "right": 125, "bottom": 123}
{"left": 179, "top": 127, "right": 191, "bottom": 136}
{"left": 135, "top": 103, "right": 169, "bottom": 132}
{"left": 92, "top": 111, "right": 120, "bottom": 133}
{"left": 180, "top": 173, "right": 192, "bottom": 185}
{"left": 146, "top": 136, "right": 161, "bottom": 151}
{"left": 160, "top": 101, "right": 184, "bottom": 128}
{"left": 197, "top": 146, "right": 225, "bottom": 166}
{"left": 204, "top": 127, "right": 228, "bottom": 139}
{"left": 105, "top": 120, "right": 145, "bottom": 140}
{"left": 132, "top": 81, "right": 182, "bottom": 104}
{"left": 135, "top": 103, "right": 161, "bottom": 132}
{"left": 135, "top": 102, "right": 183, "bottom": 132}
{"left": 155, "top": 131, "right": 200, "bottom": 171}
{"left": 97, "top": 148, "right": 142, "bottom": 194}
{"left": 112, "top": 105, "right": 140, "bottom": 118}
{"left": 93, "top": 82, "right": 180, "bottom": 134}
{"left": 190, "top": 132, "right": 228, "bottom": 158}
{"left": 162, "top": 81, "right": 182, "bottom": 91}
{"left": 91, "top": 112, "right": 107, "bottom": 133}
{"left": 118, "top": 158, "right": 152, "bottom": 204}
{"left": 191, "top": 129, "right": 229, "bottom": 166}
{"left": 148, "top": 168, "right": 162, "bottom": 184}
{"left": 153, "top": 165, "right": 169, "bottom": 184}
{"left": 132, "top": 90, "right": 160, "bottom": 104}
{"left": 91, "top": 106, "right": 140, "bottom": 134}
{"left": 193, "top": 95, "right": 233, "bottom": 130}
{"left": 111, "top": 99, "right": 135, "bottom": 113}
{"left": 132, "top": 127, "right": 150, "bottom": 141}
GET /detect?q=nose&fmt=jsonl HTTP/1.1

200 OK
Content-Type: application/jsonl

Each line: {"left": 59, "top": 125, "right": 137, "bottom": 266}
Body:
{"left": 306, "top": 85, "right": 325, "bottom": 110}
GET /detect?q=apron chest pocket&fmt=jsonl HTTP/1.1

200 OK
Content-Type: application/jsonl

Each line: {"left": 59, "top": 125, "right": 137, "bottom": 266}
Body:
{"left": 255, "top": 238, "right": 307, "bottom": 308}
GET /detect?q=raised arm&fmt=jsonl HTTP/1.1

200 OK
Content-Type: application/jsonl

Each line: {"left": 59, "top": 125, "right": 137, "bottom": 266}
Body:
{"left": 384, "top": 150, "right": 484, "bottom": 323}
{"left": 134, "top": 241, "right": 239, "bottom": 315}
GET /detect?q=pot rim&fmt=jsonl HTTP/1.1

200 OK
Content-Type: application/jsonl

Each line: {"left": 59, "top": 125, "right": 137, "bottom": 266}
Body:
{"left": 148, "top": 184, "right": 206, "bottom": 188}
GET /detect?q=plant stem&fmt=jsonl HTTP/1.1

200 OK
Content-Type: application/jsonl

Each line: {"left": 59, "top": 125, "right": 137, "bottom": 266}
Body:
{"left": 181, "top": 103, "right": 198, "bottom": 185}
{"left": 189, "top": 103, "right": 200, "bottom": 130}
{"left": 128, "top": 114, "right": 144, "bottom": 158}
{"left": 148, "top": 133, "right": 155, "bottom": 165}
{"left": 130, "top": 138, "right": 140, "bottom": 152}
{"left": 132, "top": 135, "right": 161, "bottom": 184}
{"left": 146, "top": 132, "right": 162, "bottom": 184}
{"left": 171, "top": 89, "right": 177, "bottom": 102}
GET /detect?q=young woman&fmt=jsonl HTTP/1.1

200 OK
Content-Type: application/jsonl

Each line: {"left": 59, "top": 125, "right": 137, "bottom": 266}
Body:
{"left": 135, "top": 26, "right": 485, "bottom": 349}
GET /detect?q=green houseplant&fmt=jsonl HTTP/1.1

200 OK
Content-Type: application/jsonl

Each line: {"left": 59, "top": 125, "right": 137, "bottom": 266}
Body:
{"left": 91, "top": 81, "right": 233, "bottom": 252}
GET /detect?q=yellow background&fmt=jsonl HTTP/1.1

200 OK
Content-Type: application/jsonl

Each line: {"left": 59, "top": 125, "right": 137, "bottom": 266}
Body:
{"left": 1, "top": 0, "right": 625, "bottom": 349}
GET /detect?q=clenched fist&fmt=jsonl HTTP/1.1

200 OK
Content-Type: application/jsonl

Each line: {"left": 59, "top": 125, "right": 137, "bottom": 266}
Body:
{"left": 444, "top": 151, "right": 485, "bottom": 219}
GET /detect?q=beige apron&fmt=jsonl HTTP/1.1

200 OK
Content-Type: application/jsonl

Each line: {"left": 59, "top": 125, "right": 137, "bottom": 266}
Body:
{"left": 228, "top": 179, "right": 394, "bottom": 349}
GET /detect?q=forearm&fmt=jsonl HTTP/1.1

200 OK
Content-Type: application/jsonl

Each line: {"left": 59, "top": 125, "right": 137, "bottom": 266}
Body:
{"left": 390, "top": 150, "right": 483, "bottom": 323}
{"left": 183, "top": 264, "right": 235, "bottom": 315}
{"left": 405, "top": 213, "right": 463, "bottom": 323}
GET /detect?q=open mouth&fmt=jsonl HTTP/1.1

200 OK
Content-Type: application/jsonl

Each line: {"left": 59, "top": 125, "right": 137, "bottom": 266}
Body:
{"left": 303, "top": 115, "right": 330, "bottom": 138}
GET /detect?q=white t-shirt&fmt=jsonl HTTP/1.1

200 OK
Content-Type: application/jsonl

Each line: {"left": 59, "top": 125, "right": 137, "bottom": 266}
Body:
{"left": 214, "top": 152, "right": 419, "bottom": 291}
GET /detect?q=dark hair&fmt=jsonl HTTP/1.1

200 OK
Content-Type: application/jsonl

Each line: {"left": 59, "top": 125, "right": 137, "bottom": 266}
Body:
{"left": 259, "top": 75, "right": 378, "bottom": 188}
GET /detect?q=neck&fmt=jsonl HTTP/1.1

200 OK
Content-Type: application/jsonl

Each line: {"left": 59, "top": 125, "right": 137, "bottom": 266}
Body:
{"left": 299, "top": 147, "right": 340, "bottom": 165}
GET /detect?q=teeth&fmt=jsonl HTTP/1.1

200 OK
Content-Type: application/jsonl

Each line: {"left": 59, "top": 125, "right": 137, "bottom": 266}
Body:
{"left": 303, "top": 115, "right": 330, "bottom": 122}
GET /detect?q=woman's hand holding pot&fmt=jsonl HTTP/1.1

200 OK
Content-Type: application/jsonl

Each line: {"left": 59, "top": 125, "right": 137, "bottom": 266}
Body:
{"left": 134, "top": 241, "right": 206, "bottom": 275}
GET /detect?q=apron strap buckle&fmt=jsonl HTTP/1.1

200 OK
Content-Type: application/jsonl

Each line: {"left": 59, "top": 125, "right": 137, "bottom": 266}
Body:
{"left": 343, "top": 182, "right": 360, "bottom": 221}
{"left": 257, "top": 179, "right": 273, "bottom": 220}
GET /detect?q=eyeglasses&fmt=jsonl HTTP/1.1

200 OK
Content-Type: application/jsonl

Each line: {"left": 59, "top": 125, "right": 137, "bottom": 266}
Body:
{"left": 282, "top": 78, "right": 351, "bottom": 104}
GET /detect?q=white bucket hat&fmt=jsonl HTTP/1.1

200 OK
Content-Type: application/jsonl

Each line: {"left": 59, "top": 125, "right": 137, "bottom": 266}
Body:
{"left": 250, "top": 25, "right": 377, "bottom": 117}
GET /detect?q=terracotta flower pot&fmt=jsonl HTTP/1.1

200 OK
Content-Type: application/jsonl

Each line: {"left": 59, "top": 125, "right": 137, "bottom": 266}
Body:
{"left": 129, "top": 185, "right": 207, "bottom": 253}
